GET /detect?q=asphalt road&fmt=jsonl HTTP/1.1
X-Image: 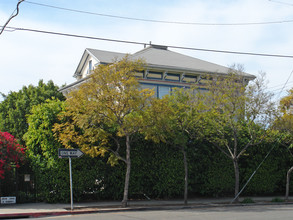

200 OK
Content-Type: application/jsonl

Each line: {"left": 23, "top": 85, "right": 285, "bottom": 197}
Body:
{"left": 24, "top": 204, "right": 293, "bottom": 220}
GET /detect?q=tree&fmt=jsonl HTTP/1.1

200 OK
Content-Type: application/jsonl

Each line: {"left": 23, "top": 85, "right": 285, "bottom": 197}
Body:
{"left": 273, "top": 89, "right": 293, "bottom": 201}
{"left": 53, "top": 57, "right": 154, "bottom": 207}
{"left": 274, "top": 88, "right": 293, "bottom": 133}
{"left": 24, "top": 98, "right": 65, "bottom": 170}
{"left": 203, "top": 70, "right": 276, "bottom": 202}
{"left": 0, "top": 131, "right": 25, "bottom": 179}
{"left": 143, "top": 88, "right": 207, "bottom": 205}
{"left": 0, "top": 80, "right": 65, "bottom": 144}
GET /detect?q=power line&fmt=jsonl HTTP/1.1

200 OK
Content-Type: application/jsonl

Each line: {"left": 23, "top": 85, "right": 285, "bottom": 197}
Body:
{"left": 269, "top": 81, "right": 293, "bottom": 89}
{"left": 268, "top": 0, "right": 293, "bottom": 6}
{"left": 24, "top": 0, "right": 293, "bottom": 26}
{"left": 4, "top": 26, "right": 293, "bottom": 59}
{"left": 270, "top": 84, "right": 293, "bottom": 92}
{"left": 276, "top": 69, "right": 293, "bottom": 98}
{"left": 0, "top": 0, "right": 24, "bottom": 36}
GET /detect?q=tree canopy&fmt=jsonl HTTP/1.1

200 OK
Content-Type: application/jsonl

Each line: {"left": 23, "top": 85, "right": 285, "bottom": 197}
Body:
{"left": 24, "top": 98, "right": 65, "bottom": 170}
{"left": 0, "top": 80, "right": 65, "bottom": 144}
{"left": 142, "top": 88, "right": 207, "bottom": 204}
{"left": 54, "top": 57, "right": 154, "bottom": 207}
{"left": 202, "top": 70, "right": 276, "bottom": 202}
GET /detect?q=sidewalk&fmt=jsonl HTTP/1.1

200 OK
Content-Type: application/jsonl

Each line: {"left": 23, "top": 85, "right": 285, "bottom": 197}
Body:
{"left": 0, "top": 196, "right": 292, "bottom": 219}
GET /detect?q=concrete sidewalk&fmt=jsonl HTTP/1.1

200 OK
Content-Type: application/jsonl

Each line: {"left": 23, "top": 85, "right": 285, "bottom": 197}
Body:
{"left": 0, "top": 196, "right": 292, "bottom": 219}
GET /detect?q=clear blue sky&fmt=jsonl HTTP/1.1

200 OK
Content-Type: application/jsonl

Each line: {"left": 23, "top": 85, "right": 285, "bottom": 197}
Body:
{"left": 1, "top": 0, "right": 293, "bottom": 102}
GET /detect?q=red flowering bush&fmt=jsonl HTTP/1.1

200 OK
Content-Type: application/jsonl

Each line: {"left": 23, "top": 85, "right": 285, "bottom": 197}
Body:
{"left": 0, "top": 131, "right": 25, "bottom": 179}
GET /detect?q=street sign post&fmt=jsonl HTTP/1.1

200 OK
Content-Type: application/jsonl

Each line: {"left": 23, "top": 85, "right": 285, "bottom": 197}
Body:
{"left": 58, "top": 148, "right": 84, "bottom": 211}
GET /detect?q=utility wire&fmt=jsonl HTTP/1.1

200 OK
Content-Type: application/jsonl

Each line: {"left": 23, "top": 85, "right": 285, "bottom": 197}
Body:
{"left": 276, "top": 69, "right": 293, "bottom": 98}
{"left": 271, "top": 84, "right": 293, "bottom": 93}
{"left": 268, "top": 0, "right": 293, "bottom": 6}
{"left": 231, "top": 141, "right": 277, "bottom": 203}
{"left": 269, "top": 81, "right": 293, "bottom": 89}
{"left": 3, "top": 26, "right": 293, "bottom": 59}
{"left": 24, "top": 0, "right": 293, "bottom": 26}
{"left": 0, "top": 0, "right": 24, "bottom": 35}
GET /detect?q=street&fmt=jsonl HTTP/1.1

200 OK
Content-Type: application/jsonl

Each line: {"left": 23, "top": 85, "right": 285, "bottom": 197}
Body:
{"left": 25, "top": 204, "right": 293, "bottom": 220}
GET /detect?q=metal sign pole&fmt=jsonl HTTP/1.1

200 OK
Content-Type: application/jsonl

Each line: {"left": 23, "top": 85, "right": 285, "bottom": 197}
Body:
{"left": 58, "top": 148, "right": 84, "bottom": 211}
{"left": 69, "top": 157, "right": 73, "bottom": 211}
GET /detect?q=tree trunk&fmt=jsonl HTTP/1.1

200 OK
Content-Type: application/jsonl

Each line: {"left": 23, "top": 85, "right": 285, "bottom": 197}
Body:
{"left": 182, "top": 147, "right": 188, "bottom": 205}
{"left": 233, "top": 158, "right": 240, "bottom": 203}
{"left": 285, "top": 166, "right": 293, "bottom": 201}
{"left": 122, "top": 135, "right": 131, "bottom": 208}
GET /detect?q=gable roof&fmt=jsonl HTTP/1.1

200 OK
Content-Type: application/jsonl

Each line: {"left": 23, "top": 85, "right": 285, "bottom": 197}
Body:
{"left": 87, "top": 48, "right": 126, "bottom": 64}
{"left": 74, "top": 48, "right": 126, "bottom": 78}
{"left": 74, "top": 45, "right": 255, "bottom": 78}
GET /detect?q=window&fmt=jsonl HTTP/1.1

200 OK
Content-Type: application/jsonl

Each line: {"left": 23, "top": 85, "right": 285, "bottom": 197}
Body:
{"left": 140, "top": 84, "right": 157, "bottom": 97}
{"left": 165, "top": 73, "right": 180, "bottom": 81}
{"left": 134, "top": 71, "right": 144, "bottom": 78}
{"left": 182, "top": 74, "right": 197, "bottom": 83}
{"left": 87, "top": 60, "right": 92, "bottom": 74}
{"left": 147, "top": 71, "right": 163, "bottom": 79}
{"left": 158, "top": 86, "right": 170, "bottom": 98}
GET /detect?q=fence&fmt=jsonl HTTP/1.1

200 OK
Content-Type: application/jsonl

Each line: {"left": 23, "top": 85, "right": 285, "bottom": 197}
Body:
{"left": 0, "top": 168, "right": 36, "bottom": 204}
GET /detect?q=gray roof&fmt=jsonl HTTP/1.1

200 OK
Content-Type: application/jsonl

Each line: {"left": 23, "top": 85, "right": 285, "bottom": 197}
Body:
{"left": 87, "top": 48, "right": 126, "bottom": 64}
{"left": 74, "top": 45, "right": 254, "bottom": 78}
{"left": 131, "top": 45, "right": 231, "bottom": 75}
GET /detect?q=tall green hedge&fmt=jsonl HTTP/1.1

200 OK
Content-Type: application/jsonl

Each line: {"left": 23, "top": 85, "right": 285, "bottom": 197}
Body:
{"left": 32, "top": 136, "right": 293, "bottom": 203}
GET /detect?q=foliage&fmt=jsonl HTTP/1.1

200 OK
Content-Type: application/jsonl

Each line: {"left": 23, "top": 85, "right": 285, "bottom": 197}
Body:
{"left": 271, "top": 197, "right": 284, "bottom": 202}
{"left": 0, "top": 80, "right": 65, "bottom": 144}
{"left": 142, "top": 88, "right": 207, "bottom": 204}
{"left": 201, "top": 69, "right": 276, "bottom": 201}
{"left": 19, "top": 131, "right": 292, "bottom": 202}
{"left": 194, "top": 146, "right": 234, "bottom": 196}
{"left": 0, "top": 131, "right": 25, "bottom": 179}
{"left": 53, "top": 57, "right": 154, "bottom": 206}
{"left": 30, "top": 136, "right": 185, "bottom": 203}
{"left": 241, "top": 198, "right": 255, "bottom": 203}
{"left": 24, "top": 99, "right": 65, "bottom": 170}
{"left": 273, "top": 89, "right": 293, "bottom": 141}
{"left": 54, "top": 57, "right": 153, "bottom": 160}
{"left": 22, "top": 98, "right": 117, "bottom": 202}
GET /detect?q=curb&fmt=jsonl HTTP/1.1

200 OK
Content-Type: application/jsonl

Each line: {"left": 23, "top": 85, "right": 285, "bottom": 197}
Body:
{"left": 1, "top": 201, "right": 293, "bottom": 219}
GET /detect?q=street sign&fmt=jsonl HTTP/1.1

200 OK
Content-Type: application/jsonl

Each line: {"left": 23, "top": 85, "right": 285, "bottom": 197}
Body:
{"left": 58, "top": 148, "right": 84, "bottom": 158}
{"left": 58, "top": 148, "right": 84, "bottom": 211}
{"left": 1, "top": 197, "right": 16, "bottom": 204}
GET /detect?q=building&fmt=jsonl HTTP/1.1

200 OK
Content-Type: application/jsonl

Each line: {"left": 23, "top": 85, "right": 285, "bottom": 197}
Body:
{"left": 59, "top": 44, "right": 255, "bottom": 97}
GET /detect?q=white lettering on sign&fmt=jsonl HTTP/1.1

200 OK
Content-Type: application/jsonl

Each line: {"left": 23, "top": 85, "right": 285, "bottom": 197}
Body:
{"left": 1, "top": 197, "right": 16, "bottom": 204}
{"left": 58, "top": 149, "right": 84, "bottom": 158}
{"left": 60, "top": 151, "right": 77, "bottom": 155}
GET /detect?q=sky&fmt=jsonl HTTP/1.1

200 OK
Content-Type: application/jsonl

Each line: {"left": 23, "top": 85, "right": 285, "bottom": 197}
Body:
{"left": 1, "top": 0, "right": 293, "bottom": 103}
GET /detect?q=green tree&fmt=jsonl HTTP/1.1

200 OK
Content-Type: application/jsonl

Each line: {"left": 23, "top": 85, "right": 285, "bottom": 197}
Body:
{"left": 23, "top": 98, "right": 118, "bottom": 203}
{"left": 24, "top": 98, "right": 65, "bottom": 169}
{"left": 143, "top": 88, "right": 207, "bottom": 205}
{"left": 0, "top": 80, "right": 65, "bottom": 144}
{"left": 53, "top": 57, "right": 154, "bottom": 207}
{"left": 203, "top": 70, "right": 276, "bottom": 202}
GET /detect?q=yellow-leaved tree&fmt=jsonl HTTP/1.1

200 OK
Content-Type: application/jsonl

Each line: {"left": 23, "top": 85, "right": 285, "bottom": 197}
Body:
{"left": 53, "top": 56, "right": 154, "bottom": 207}
{"left": 273, "top": 89, "right": 293, "bottom": 200}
